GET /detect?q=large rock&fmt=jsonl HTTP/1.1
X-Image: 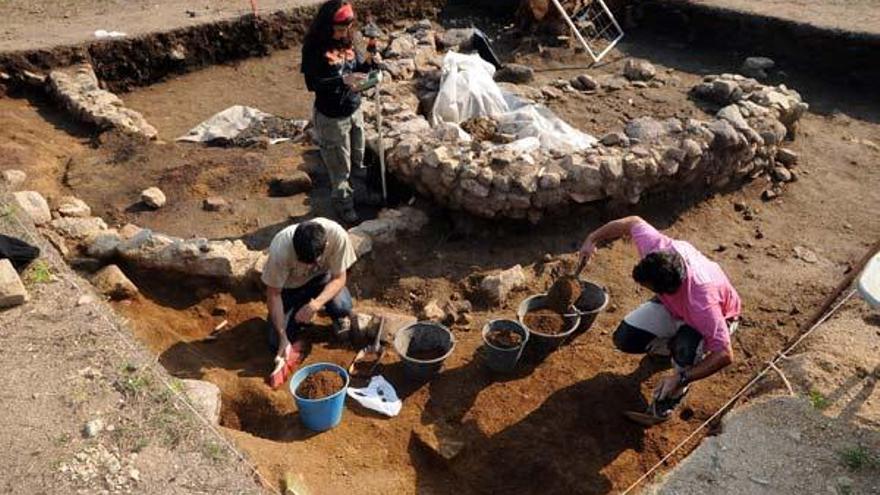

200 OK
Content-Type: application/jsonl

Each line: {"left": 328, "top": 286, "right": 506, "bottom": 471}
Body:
{"left": 141, "top": 187, "right": 166, "bottom": 208}
{"left": 623, "top": 59, "right": 656, "bottom": 81}
{"left": 0, "top": 169, "right": 26, "bottom": 191}
{"left": 480, "top": 264, "right": 527, "bottom": 304}
{"left": 494, "top": 64, "right": 535, "bottom": 84}
{"left": 12, "top": 191, "right": 51, "bottom": 225}
{"left": 91, "top": 264, "right": 139, "bottom": 300}
{"left": 0, "top": 259, "right": 28, "bottom": 308}
{"left": 349, "top": 207, "right": 429, "bottom": 244}
{"left": 87, "top": 231, "right": 122, "bottom": 260}
{"left": 412, "top": 422, "right": 466, "bottom": 462}
{"left": 420, "top": 299, "right": 446, "bottom": 321}
{"left": 47, "top": 64, "right": 157, "bottom": 139}
{"left": 55, "top": 196, "right": 91, "bottom": 218}
{"left": 50, "top": 217, "right": 108, "bottom": 240}
{"left": 180, "top": 379, "right": 221, "bottom": 425}
{"left": 436, "top": 28, "right": 475, "bottom": 50}
{"left": 624, "top": 117, "right": 666, "bottom": 142}
{"left": 268, "top": 172, "right": 313, "bottom": 197}
{"left": 776, "top": 148, "right": 798, "bottom": 167}
{"left": 741, "top": 56, "right": 775, "bottom": 79}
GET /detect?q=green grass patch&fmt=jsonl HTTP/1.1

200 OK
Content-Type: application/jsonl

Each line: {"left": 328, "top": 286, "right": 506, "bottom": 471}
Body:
{"left": 808, "top": 390, "right": 829, "bottom": 410}
{"left": 27, "top": 260, "right": 52, "bottom": 284}
{"left": 839, "top": 445, "right": 879, "bottom": 471}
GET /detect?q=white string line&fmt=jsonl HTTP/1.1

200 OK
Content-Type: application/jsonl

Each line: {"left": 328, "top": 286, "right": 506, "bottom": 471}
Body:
{"left": 622, "top": 287, "right": 858, "bottom": 495}
{"left": 2, "top": 200, "right": 279, "bottom": 495}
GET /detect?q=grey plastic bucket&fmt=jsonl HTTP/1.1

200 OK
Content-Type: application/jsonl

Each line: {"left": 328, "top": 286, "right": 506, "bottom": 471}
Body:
{"left": 517, "top": 294, "right": 581, "bottom": 358}
{"left": 569, "top": 281, "right": 609, "bottom": 341}
{"left": 393, "top": 322, "right": 456, "bottom": 380}
{"left": 481, "top": 319, "right": 529, "bottom": 373}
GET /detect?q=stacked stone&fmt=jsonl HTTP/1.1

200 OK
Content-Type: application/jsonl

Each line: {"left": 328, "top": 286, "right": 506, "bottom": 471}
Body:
{"left": 47, "top": 64, "right": 158, "bottom": 140}
{"left": 363, "top": 36, "right": 808, "bottom": 221}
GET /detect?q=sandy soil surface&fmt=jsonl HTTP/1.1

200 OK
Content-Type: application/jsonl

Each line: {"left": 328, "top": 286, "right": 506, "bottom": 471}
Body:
{"left": 0, "top": 204, "right": 263, "bottom": 494}
{"left": 682, "top": 0, "right": 880, "bottom": 35}
{"left": 2, "top": 19, "right": 880, "bottom": 495}
{"left": 0, "top": 0, "right": 324, "bottom": 52}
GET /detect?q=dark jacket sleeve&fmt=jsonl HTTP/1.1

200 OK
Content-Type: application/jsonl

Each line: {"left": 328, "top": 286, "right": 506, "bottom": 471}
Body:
{"left": 353, "top": 51, "right": 377, "bottom": 74}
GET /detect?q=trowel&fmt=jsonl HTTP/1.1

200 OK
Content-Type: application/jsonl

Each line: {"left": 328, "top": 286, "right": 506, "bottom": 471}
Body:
{"left": 348, "top": 316, "right": 385, "bottom": 378}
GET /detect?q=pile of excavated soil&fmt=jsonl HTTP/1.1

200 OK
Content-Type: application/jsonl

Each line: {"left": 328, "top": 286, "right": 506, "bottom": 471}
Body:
{"left": 486, "top": 328, "right": 524, "bottom": 349}
{"left": 523, "top": 309, "right": 568, "bottom": 335}
{"left": 461, "top": 116, "right": 499, "bottom": 142}
{"left": 546, "top": 277, "right": 582, "bottom": 313}
{"left": 408, "top": 346, "right": 448, "bottom": 361}
{"left": 229, "top": 117, "right": 308, "bottom": 148}
{"left": 296, "top": 370, "right": 344, "bottom": 400}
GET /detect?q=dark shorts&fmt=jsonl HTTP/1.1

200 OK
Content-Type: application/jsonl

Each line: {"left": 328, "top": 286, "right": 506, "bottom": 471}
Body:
{"left": 267, "top": 273, "right": 353, "bottom": 351}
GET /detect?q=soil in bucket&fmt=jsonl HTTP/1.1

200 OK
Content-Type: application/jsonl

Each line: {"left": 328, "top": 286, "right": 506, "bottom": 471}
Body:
{"left": 523, "top": 308, "right": 567, "bottom": 335}
{"left": 546, "top": 277, "right": 582, "bottom": 313}
{"left": 296, "top": 370, "right": 344, "bottom": 400}
{"left": 408, "top": 346, "right": 448, "bottom": 361}
{"left": 486, "top": 328, "right": 524, "bottom": 349}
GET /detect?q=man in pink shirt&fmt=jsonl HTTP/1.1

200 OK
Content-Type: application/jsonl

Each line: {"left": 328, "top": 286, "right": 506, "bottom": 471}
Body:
{"left": 580, "top": 216, "right": 741, "bottom": 423}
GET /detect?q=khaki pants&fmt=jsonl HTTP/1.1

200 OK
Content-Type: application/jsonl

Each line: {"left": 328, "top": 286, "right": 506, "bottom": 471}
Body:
{"left": 314, "top": 108, "right": 365, "bottom": 209}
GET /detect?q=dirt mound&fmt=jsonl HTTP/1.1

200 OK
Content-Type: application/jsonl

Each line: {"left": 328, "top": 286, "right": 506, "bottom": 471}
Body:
{"left": 546, "top": 276, "right": 582, "bottom": 313}
{"left": 523, "top": 308, "right": 567, "bottom": 335}
{"left": 486, "top": 328, "right": 523, "bottom": 349}
{"left": 296, "top": 371, "right": 344, "bottom": 400}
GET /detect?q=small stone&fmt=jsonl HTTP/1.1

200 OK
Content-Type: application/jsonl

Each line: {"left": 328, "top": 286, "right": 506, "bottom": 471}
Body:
{"left": 715, "top": 244, "right": 727, "bottom": 252}
{"left": 83, "top": 418, "right": 104, "bottom": 438}
{"left": 542, "top": 253, "right": 553, "bottom": 263}
{"left": 733, "top": 201, "right": 747, "bottom": 212}
{"left": 55, "top": 196, "right": 91, "bottom": 218}
{"left": 631, "top": 81, "right": 649, "bottom": 89}
{"left": 436, "top": 28, "right": 475, "bottom": 50}
{"left": 202, "top": 197, "right": 229, "bottom": 212}
{"left": 0, "top": 169, "right": 27, "bottom": 191}
{"left": 570, "top": 74, "right": 599, "bottom": 91}
{"left": 50, "top": 217, "right": 108, "bottom": 240}
{"left": 129, "top": 468, "right": 140, "bottom": 482}
{"left": 12, "top": 191, "right": 51, "bottom": 225}
{"left": 91, "top": 265, "right": 139, "bottom": 300}
{"left": 625, "top": 117, "right": 666, "bottom": 142}
{"left": 793, "top": 246, "right": 818, "bottom": 264}
{"left": 76, "top": 294, "right": 95, "bottom": 306}
{"left": 0, "top": 259, "right": 29, "bottom": 308}
{"left": 119, "top": 223, "right": 142, "bottom": 239}
{"left": 761, "top": 189, "right": 778, "bottom": 201}
{"left": 771, "top": 166, "right": 793, "bottom": 183}
{"left": 420, "top": 299, "right": 446, "bottom": 321}
{"left": 776, "top": 148, "right": 798, "bottom": 166}
{"left": 412, "top": 423, "right": 466, "bottom": 462}
{"left": 87, "top": 231, "right": 121, "bottom": 260}
{"left": 600, "top": 132, "right": 627, "bottom": 146}
{"left": 494, "top": 64, "right": 534, "bottom": 84}
{"left": 180, "top": 379, "right": 221, "bottom": 425}
{"left": 623, "top": 59, "right": 656, "bottom": 81}
{"left": 141, "top": 187, "right": 166, "bottom": 208}
{"left": 268, "top": 172, "right": 313, "bottom": 197}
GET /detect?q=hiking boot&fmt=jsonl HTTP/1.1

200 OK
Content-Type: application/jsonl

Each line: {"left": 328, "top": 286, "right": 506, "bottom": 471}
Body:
{"left": 332, "top": 315, "right": 352, "bottom": 343}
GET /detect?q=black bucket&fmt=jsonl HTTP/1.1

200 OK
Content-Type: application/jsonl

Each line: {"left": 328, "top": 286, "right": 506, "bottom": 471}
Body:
{"left": 517, "top": 294, "right": 581, "bottom": 361}
{"left": 568, "top": 281, "right": 609, "bottom": 342}
{"left": 393, "top": 322, "right": 456, "bottom": 381}
{"left": 481, "top": 319, "right": 529, "bottom": 373}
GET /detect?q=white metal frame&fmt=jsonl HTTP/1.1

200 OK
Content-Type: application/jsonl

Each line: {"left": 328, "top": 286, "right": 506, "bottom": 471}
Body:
{"left": 550, "top": 0, "right": 625, "bottom": 63}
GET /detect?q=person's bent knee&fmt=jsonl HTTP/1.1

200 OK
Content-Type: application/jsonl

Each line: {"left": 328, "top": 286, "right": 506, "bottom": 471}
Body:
{"left": 613, "top": 322, "right": 653, "bottom": 354}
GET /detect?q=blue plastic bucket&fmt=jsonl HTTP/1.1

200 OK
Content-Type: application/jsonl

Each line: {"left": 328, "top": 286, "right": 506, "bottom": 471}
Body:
{"left": 289, "top": 362, "right": 350, "bottom": 432}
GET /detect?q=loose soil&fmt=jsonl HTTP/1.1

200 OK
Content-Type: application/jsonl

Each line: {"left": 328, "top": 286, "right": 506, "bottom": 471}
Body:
{"left": 546, "top": 276, "right": 582, "bottom": 313}
{"left": 523, "top": 309, "right": 568, "bottom": 336}
{"left": 460, "top": 117, "right": 500, "bottom": 142}
{"left": 486, "top": 328, "right": 524, "bottom": 349}
{"left": 408, "top": 346, "right": 449, "bottom": 361}
{"left": 3, "top": 11, "right": 880, "bottom": 495}
{"left": 297, "top": 371, "right": 345, "bottom": 400}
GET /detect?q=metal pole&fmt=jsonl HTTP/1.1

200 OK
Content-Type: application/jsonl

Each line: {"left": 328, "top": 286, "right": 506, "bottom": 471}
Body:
{"left": 375, "top": 77, "right": 387, "bottom": 203}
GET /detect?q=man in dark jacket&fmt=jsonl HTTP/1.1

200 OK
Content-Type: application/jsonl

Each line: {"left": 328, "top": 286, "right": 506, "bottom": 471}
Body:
{"left": 301, "top": 0, "right": 378, "bottom": 224}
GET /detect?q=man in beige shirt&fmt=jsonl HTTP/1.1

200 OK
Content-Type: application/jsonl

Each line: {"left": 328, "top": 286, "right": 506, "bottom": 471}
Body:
{"left": 261, "top": 217, "right": 357, "bottom": 388}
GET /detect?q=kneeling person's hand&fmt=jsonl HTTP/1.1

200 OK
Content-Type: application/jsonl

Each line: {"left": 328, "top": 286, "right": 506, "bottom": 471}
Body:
{"left": 295, "top": 299, "right": 321, "bottom": 324}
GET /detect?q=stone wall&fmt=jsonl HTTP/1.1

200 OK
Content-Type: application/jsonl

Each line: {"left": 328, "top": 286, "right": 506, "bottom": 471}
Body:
{"left": 363, "top": 26, "right": 808, "bottom": 222}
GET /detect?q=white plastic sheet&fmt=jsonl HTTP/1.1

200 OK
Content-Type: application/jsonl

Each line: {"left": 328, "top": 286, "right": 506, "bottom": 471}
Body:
{"left": 346, "top": 375, "right": 402, "bottom": 417}
{"left": 430, "top": 52, "right": 596, "bottom": 153}
{"left": 177, "top": 105, "right": 272, "bottom": 143}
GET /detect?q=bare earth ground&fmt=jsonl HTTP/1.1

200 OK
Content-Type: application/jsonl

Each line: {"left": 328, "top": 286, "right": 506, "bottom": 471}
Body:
{"left": 682, "top": 0, "right": 880, "bottom": 35}
{"left": 0, "top": 204, "right": 263, "bottom": 494}
{"left": 1, "top": 10, "right": 880, "bottom": 495}
{"left": 0, "top": 0, "right": 324, "bottom": 52}
{"left": 650, "top": 301, "right": 880, "bottom": 494}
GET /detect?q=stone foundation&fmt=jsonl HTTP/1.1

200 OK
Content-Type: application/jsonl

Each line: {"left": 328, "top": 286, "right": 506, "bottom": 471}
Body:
{"left": 363, "top": 27, "right": 808, "bottom": 222}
